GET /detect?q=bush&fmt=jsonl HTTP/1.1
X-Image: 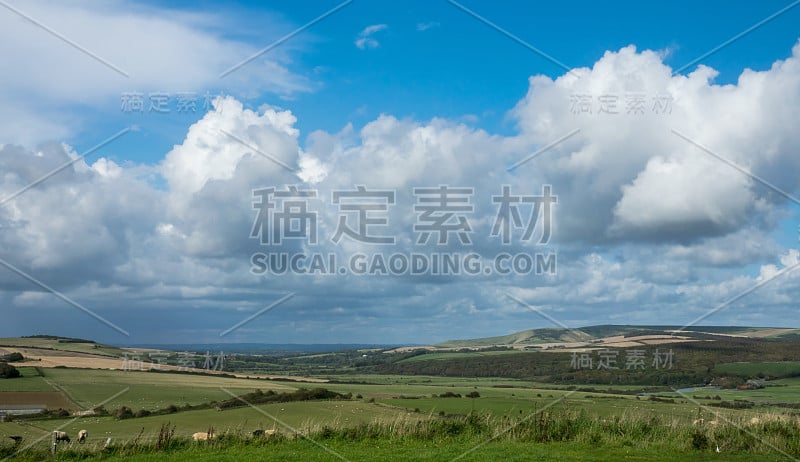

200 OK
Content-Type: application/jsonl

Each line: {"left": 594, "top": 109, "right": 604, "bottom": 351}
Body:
{"left": 3, "top": 353, "right": 23, "bottom": 362}
{"left": 114, "top": 406, "right": 134, "bottom": 420}
{"left": 465, "top": 391, "right": 480, "bottom": 398}
{"left": 216, "top": 387, "right": 349, "bottom": 410}
{"left": 708, "top": 399, "right": 754, "bottom": 409}
{"left": 0, "top": 362, "right": 20, "bottom": 378}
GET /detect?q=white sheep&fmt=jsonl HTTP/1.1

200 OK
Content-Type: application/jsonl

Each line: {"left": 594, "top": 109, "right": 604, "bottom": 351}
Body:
{"left": 53, "top": 431, "right": 70, "bottom": 443}
{"left": 192, "top": 431, "right": 214, "bottom": 441}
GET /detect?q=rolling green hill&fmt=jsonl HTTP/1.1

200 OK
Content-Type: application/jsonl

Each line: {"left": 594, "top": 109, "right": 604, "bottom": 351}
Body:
{"left": 0, "top": 335, "right": 128, "bottom": 358}
{"left": 436, "top": 327, "right": 593, "bottom": 348}
{"left": 434, "top": 325, "right": 800, "bottom": 349}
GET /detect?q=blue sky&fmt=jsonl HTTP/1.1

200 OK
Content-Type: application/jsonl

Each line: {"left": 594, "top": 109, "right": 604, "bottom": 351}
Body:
{"left": 72, "top": 0, "right": 800, "bottom": 162}
{"left": 1, "top": 1, "right": 800, "bottom": 344}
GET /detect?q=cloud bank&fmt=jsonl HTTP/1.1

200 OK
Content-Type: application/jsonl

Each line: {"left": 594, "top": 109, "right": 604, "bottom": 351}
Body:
{"left": 2, "top": 40, "right": 800, "bottom": 343}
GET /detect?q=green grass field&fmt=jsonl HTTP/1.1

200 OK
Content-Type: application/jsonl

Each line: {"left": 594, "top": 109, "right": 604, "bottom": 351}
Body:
{"left": 0, "top": 367, "right": 53, "bottom": 392}
{"left": 3, "top": 361, "right": 800, "bottom": 461}
{"left": 0, "top": 399, "right": 414, "bottom": 449}
{"left": 714, "top": 361, "right": 800, "bottom": 378}
{"left": 660, "top": 377, "right": 800, "bottom": 405}
{"left": 3, "top": 409, "right": 798, "bottom": 461}
{"left": 0, "top": 367, "right": 304, "bottom": 416}
{"left": 27, "top": 440, "right": 777, "bottom": 462}
{"left": 34, "top": 368, "right": 300, "bottom": 411}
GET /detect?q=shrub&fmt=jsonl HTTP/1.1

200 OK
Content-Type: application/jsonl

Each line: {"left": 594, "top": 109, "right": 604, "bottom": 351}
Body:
{"left": 0, "top": 362, "right": 20, "bottom": 379}
{"left": 4, "top": 352, "right": 23, "bottom": 362}
{"left": 114, "top": 406, "right": 134, "bottom": 420}
{"left": 465, "top": 391, "right": 480, "bottom": 398}
{"left": 216, "top": 387, "right": 349, "bottom": 410}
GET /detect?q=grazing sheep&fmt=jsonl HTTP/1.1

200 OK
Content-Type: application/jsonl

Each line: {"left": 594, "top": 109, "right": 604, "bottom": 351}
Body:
{"left": 77, "top": 430, "right": 88, "bottom": 443}
{"left": 749, "top": 417, "right": 761, "bottom": 425}
{"left": 252, "top": 429, "right": 264, "bottom": 437}
{"left": 692, "top": 418, "right": 705, "bottom": 426}
{"left": 53, "top": 431, "right": 70, "bottom": 443}
{"left": 708, "top": 420, "right": 719, "bottom": 427}
{"left": 253, "top": 429, "right": 277, "bottom": 437}
{"left": 192, "top": 431, "right": 214, "bottom": 441}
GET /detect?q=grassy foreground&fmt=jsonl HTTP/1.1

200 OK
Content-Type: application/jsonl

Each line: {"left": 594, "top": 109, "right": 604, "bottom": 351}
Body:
{"left": 3, "top": 410, "right": 798, "bottom": 461}
{"left": 42, "top": 440, "right": 777, "bottom": 462}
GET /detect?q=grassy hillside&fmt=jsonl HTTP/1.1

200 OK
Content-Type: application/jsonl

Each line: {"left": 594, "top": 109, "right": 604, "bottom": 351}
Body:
{"left": 2, "top": 439, "right": 780, "bottom": 461}
{"left": 0, "top": 337, "right": 127, "bottom": 358}
{"left": 436, "top": 328, "right": 593, "bottom": 348}
{"left": 713, "top": 361, "right": 800, "bottom": 379}
{"left": 3, "top": 365, "right": 800, "bottom": 460}
{"left": 3, "top": 408, "right": 798, "bottom": 461}
{"left": 434, "top": 325, "right": 800, "bottom": 349}
{"left": 0, "top": 368, "right": 299, "bottom": 411}
{"left": 381, "top": 340, "right": 800, "bottom": 386}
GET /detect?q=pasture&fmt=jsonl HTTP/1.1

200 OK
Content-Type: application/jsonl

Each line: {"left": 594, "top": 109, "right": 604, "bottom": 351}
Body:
{"left": 714, "top": 361, "right": 800, "bottom": 378}
{"left": 0, "top": 367, "right": 52, "bottom": 392}
{"left": 7, "top": 440, "right": 775, "bottom": 461}
{"left": 660, "top": 376, "right": 800, "bottom": 408}
{"left": 2, "top": 404, "right": 798, "bottom": 461}
{"left": 2, "top": 364, "right": 800, "bottom": 460}
{"left": 0, "top": 399, "right": 412, "bottom": 449}
{"left": 31, "top": 368, "right": 298, "bottom": 411}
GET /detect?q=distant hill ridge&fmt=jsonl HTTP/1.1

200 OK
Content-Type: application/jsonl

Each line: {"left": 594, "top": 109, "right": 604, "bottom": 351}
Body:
{"left": 435, "top": 325, "right": 800, "bottom": 348}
